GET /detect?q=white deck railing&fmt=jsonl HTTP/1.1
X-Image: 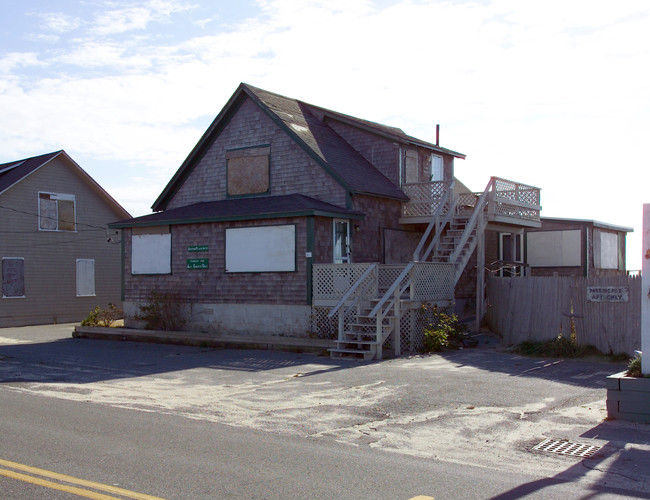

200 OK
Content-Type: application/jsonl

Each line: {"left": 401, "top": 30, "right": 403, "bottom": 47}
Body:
{"left": 402, "top": 177, "right": 541, "bottom": 224}
{"left": 312, "top": 262, "right": 455, "bottom": 305}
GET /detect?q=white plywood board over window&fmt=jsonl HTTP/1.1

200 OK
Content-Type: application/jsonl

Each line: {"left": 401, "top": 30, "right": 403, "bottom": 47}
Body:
{"left": 527, "top": 230, "right": 581, "bottom": 267}
{"left": 226, "top": 225, "right": 295, "bottom": 272}
{"left": 595, "top": 230, "right": 619, "bottom": 269}
{"left": 76, "top": 259, "right": 95, "bottom": 296}
{"left": 132, "top": 234, "right": 171, "bottom": 274}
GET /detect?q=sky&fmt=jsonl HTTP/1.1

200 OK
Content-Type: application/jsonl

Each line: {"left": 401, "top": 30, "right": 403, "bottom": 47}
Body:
{"left": 1, "top": 0, "right": 648, "bottom": 269}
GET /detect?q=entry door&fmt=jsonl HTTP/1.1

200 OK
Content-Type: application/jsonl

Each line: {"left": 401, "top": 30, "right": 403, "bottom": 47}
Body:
{"left": 499, "top": 232, "right": 524, "bottom": 276}
{"left": 333, "top": 219, "right": 350, "bottom": 263}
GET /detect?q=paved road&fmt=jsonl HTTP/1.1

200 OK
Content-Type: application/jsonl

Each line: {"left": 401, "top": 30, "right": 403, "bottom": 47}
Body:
{"left": 2, "top": 323, "right": 650, "bottom": 498}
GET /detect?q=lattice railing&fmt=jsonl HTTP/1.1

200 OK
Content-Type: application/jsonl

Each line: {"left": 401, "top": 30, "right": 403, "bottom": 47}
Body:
{"left": 490, "top": 177, "right": 541, "bottom": 221}
{"left": 378, "top": 265, "right": 409, "bottom": 295}
{"left": 401, "top": 181, "right": 452, "bottom": 217}
{"left": 311, "top": 262, "right": 456, "bottom": 346}
{"left": 401, "top": 177, "right": 540, "bottom": 223}
{"left": 411, "top": 262, "right": 455, "bottom": 301}
{"left": 312, "top": 263, "right": 377, "bottom": 301}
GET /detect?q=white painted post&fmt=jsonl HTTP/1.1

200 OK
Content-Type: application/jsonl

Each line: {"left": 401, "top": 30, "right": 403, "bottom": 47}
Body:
{"left": 376, "top": 310, "right": 383, "bottom": 360}
{"left": 394, "top": 285, "right": 401, "bottom": 357}
{"left": 642, "top": 204, "right": 650, "bottom": 375}
{"left": 475, "top": 213, "right": 485, "bottom": 334}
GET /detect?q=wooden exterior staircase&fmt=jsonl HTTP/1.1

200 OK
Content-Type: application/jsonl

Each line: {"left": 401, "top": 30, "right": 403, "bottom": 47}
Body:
{"left": 324, "top": 177, "right": 541, "bottom": 360}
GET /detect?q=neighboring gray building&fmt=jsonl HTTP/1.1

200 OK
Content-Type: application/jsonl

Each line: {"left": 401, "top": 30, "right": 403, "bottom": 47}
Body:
{"left": 0, "top": 150, "right": 130, "bottom": 327}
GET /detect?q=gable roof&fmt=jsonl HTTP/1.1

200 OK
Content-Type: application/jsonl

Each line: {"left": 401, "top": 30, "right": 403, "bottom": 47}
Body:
{"left": 0, "top": 150, "right": 131, "bottom": 219}
{"left": 0, "top": 151, "right": 61, "bottom": 195}
{"left": 111, "top": 194, "right": 364, "bottom": 228}
{"left": 153, "top": 83, "right": 465, "bottom": 211}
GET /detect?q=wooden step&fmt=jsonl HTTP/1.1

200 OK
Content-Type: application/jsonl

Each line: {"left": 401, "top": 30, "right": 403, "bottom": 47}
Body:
{"left": 329, "top": 348, "right": 375, "bottom": 360}
{"left": 335, "top": 339, "right": 377, "bottom": 346}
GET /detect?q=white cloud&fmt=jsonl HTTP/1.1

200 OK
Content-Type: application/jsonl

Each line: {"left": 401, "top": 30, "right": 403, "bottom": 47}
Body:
{"left": 35, "top": 12, "right": 83, "bottom": 33}
{"left": 1, "top": 0, "right": 648, "bottom": 265}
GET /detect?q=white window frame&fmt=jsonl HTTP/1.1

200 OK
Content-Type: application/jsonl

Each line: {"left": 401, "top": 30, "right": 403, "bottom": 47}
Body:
{"left": 430, "top": 154, "right": 444, "bottom": 182}
{"left": 498, "top": 232, "right": 524, "bottom": 276}
{"left": 76, "top": 259, "right": 96, "bottom": 297}
{"left": 38, "top": 192, "right": 76, "bottom": 232}
{"left": 333, "top": 219, "right": 351, "bottom": 264}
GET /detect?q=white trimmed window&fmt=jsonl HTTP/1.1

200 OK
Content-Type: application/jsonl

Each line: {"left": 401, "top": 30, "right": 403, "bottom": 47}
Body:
{"left": 76, "top": 259, "right": 96, "bottom": 296}
{"left": 39, "top": 192, "right": 76, "bottom": 231}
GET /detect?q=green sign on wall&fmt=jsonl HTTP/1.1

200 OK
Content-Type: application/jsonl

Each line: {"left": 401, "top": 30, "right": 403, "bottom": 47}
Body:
{"left": 188, "top": 245, "right": 208, "bottom": 252}
{"left": 186, "top": 258, "right": 209, "bottom": 270}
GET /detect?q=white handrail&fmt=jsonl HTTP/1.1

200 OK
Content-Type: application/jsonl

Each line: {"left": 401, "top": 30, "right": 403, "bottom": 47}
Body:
{"left": 412, "top": 180, "right": 455, "bottom": 261}
{"left": 369, "top": 262, "right": 414, "bottom": 318}
{"left": 450, "top": 178, "right": 493, "bottom": 264}
{"left": 327, "top": 263, "right": 378, "bottom": 318}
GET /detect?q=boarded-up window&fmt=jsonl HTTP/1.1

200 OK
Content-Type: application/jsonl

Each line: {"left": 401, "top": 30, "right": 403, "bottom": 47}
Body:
{"left": 39, "top": 192, "right": 76, "bottom": 231}
{"left": 132, "top": 233, "right": 172, "bottom": 274}
{"left": 404, "top": 150, "right": 419, "bottom": 184}
{"left": 76, "top": 259, "right": 95, "bottom": 296}
{"left": 527, "top": 230, "right": 581, "bottom": 267}
{"left": 2, "top": 258, "right": 25, "bottom": 298}
{"left": 226, "top": 146, "right": 270, "bottom": 196}
{"left": 594, "top": 230, "right": 619, "bottom": 270}
{"left": 225, "top": 225, "right": 295, "bottom": 272}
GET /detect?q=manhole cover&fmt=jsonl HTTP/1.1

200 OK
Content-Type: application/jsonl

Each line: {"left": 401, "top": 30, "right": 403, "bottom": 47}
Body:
{"left": 532, "top": 438, "right": 601, "bottom": 458}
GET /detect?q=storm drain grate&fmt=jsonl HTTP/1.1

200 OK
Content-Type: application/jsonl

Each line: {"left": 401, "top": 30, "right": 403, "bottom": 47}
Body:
{"left": 532, "top": 439, "right": 601, "bottom": 458}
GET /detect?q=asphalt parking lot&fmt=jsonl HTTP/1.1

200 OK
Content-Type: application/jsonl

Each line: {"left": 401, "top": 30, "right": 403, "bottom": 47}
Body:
{"left": 2, "top": 323, "right": 650, "bottom": 494}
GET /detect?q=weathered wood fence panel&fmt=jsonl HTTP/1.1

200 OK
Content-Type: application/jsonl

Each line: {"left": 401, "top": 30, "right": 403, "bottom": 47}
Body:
{"left": 486, "top": 275, "right": 641, "bottom": 355}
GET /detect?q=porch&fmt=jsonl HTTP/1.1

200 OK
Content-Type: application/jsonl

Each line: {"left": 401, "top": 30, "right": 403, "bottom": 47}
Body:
{"left": 311, "top": 262, "right": 455, "bottom": 358}
{"left": 400, "top": 176, "right": 541, "bottom": 228}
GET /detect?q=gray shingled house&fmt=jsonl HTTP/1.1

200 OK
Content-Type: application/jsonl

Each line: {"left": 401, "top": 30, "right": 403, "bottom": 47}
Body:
{"left": 0, "top": 151, "right": 130, "bottom": 327}
{"left": 111, "top": 83, "right": 542, "bottom": 359}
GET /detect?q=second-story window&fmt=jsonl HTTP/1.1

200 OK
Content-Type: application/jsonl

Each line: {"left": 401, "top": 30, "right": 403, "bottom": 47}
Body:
{"left": 226, "top": 145, "right": 271, "bottom": 196}
{"left": 404, "top": 150, "right": 419, "bottom": 184}
{"left": 39, "top": 192, "right": 76, "bottom": 231}
{"left": 430, "top": 154, "right": 443, "bottom": 182}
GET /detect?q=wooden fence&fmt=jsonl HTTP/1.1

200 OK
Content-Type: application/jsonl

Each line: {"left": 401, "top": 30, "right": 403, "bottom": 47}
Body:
{"left": 486, "top": 274, "right": 641, "bottom": 355}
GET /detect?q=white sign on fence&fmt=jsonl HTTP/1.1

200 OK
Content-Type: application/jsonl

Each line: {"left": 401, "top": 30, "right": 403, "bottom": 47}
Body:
{"left": 587, "top": 286, "right": 629, "bottom": 303}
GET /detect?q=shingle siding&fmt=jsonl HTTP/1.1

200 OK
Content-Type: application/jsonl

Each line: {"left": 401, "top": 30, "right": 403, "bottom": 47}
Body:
{"left": 326, "top": 120, "right": 401, "bottom": 186}
{"left": 350, "top": 195, "right": 403, "bottom": 263}
{"left": 123, "top": 217, "right": 309, "bottom": 306}
{"left": 167, "top": 97, "right": 348, "bottom": 210}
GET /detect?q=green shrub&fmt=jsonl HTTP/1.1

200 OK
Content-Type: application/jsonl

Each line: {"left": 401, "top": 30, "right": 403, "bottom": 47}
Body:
{"left": 420, "top": 305, "right": 468, "bottom": 353}
{"left": 626, "top": 355, "right": 643, "bottom": 377}
{"left": 81, "top": 303, "right": 123, "bottom": 327}
{"left": 135, "top": 291, "right": 185, "bottom": 331}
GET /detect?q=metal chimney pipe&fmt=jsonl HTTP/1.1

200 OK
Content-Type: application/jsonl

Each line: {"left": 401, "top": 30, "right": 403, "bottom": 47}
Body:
{"left": 436, "top": 124, "right": 440, "bottom": 146}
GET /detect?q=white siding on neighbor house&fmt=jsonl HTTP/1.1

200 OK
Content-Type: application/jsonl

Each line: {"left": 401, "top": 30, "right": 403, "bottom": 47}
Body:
{"left": 0, "top": 155, "right": 125, "bottom": 326}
